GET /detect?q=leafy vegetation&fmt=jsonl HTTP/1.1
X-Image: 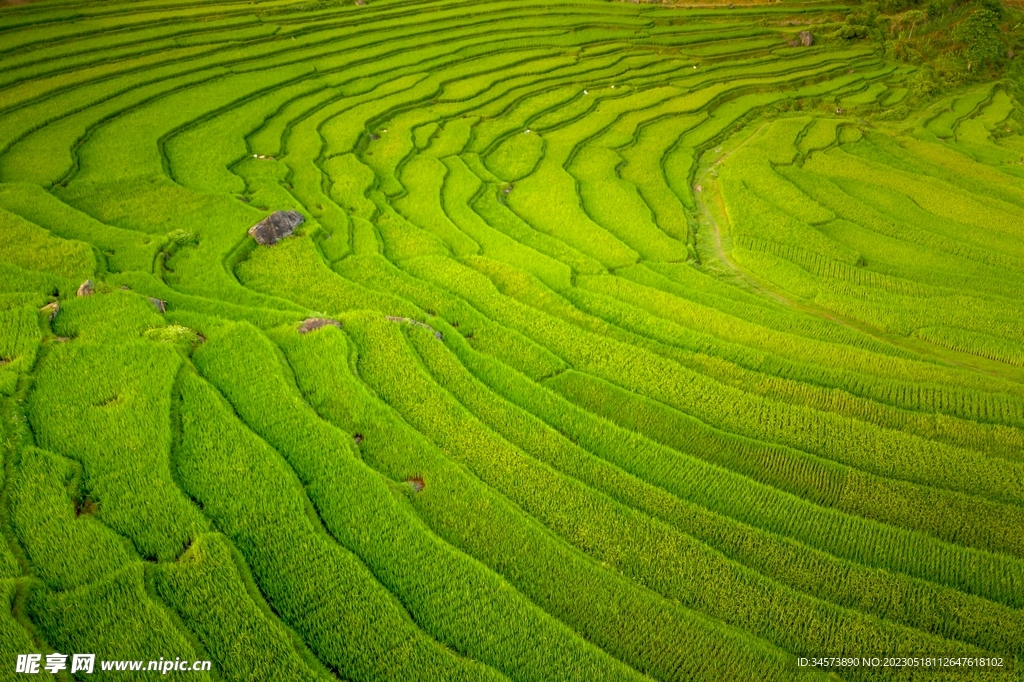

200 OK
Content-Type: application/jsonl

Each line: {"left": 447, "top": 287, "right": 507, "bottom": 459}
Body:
{"left": 0, "top": 0, "right": 1022, "bottom": 679}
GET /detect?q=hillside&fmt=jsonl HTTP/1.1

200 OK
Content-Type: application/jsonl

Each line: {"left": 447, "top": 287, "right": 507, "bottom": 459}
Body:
{"left": 0, "top": 0, "right": 1023, "bottom": 680}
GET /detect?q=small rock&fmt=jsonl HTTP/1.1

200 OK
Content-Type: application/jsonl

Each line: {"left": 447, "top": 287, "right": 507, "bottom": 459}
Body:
{"left": 406, "top": 477, "right": 425, "bottom": 492}
{"left": 298, "top": 317, "right": 341, "bottom": 334}
{"left": 799, "top": 30, "right": 813, "bottom": 47}
{"left": 40, "top": 301, "right": 59, "bottom": 321}
{"left": 248, "top": 210, "right": 305, "bottom": 246}
{"left": 354, "top": 433, "right": 364, "bottom": 444}
{"left": 76, "top": 280, "right": 94, "bottom": 297}
{"left": 835, "top": 107, "right": 845, "bottom": 115}
{"left": 149, "top": 297, "right": 167, "bottom": 313}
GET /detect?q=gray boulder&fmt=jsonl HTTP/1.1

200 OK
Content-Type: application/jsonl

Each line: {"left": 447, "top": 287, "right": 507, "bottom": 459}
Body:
{"left": 799, "top": 30, "right": 813, "bottom": 47}
{"left": 248, "top": 210, "right": 304, "bottom": 246}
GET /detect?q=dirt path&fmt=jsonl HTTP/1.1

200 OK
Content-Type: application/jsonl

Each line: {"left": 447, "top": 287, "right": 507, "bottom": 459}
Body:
{"left": 692, "top": 125, "right": 799, "bottom": 310}
{"left": 696, "top": 182, "right": 792, "bottom": 309}
{"left": 691, "top": 139, "right": 1024, "bottom": 379}
{"left": 694, "top": 160, "right": 908, "bottom": 338}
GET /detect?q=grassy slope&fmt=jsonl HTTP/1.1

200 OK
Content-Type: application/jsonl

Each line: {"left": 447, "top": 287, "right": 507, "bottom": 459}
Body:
{"left": 0, "top": 0, "right": 1022, "bottom": 680}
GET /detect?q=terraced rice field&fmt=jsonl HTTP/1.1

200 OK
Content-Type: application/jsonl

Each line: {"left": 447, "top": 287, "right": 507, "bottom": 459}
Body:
{"left": 1, "top": 0, "right": 1023, "bottom": 679}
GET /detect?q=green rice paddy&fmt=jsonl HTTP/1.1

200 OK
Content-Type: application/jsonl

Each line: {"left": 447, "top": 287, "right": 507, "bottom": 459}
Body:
{"left": 1, "top": 0, "right": 1023, "bottom": 679}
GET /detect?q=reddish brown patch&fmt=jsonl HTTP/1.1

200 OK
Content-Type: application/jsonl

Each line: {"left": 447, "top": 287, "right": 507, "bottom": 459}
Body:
{"left": 406, "top": 477, "right": 425, "bottom": 493}
{"left": 74, "top": 497, "right": 97, "bottom": 517}
{"left": 299, "top": 317, "right": 341, "bottom": 334}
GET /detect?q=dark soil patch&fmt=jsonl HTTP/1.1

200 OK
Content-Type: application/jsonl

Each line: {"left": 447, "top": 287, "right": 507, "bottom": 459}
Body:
{"left": 405, "top": 476, "right": 425, "bottom": 492}
{"left": 95, "top": 394, "right": 120, "bottom": 408}
{"left": 299, "top": 317, "right": 341, "bottom": 334}
{"left": 74, "top": 497, "right": 97, "bottom": 517}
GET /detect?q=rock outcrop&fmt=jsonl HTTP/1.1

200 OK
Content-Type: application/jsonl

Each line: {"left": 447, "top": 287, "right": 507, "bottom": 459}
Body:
{"left": 248, "top": 210, "right": 304, "bottom": 246}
